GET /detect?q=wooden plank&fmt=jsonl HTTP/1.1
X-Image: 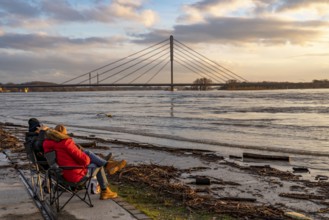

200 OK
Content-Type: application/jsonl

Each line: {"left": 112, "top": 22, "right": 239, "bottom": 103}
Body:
{"left": 292, "top": 167, "right": 309, "bottom": 173}
{"left": 243, "top": 152, "right": 290, "bottom": 162}
{"left": 195, "top": 177, "right": 210, "bottom": 185}
{"left": 220, "top": 197, "right": 256, "bottom": 202}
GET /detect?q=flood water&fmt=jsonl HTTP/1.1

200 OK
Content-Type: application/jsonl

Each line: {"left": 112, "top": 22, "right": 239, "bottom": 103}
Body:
{"left": 1, "top": 89, "right": 329, "bottom": 173}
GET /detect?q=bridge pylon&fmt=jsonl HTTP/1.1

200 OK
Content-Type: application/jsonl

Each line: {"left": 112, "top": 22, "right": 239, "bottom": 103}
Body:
{"left": 170, "top": 35, "right": 174, "bottom": 91}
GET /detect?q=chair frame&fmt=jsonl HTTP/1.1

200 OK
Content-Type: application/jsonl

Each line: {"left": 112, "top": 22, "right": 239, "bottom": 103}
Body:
{"left": 44, "top": 151, "right": 100, "bottom": 212}
{"left": 24, "top": 140, "right": 49, "bottom": 201}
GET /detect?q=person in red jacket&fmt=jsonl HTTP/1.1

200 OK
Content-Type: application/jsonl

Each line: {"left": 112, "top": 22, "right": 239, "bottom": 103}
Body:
{"left": 54, "top": 124, "right": 126, "bottom": 176}
{"left": 43, "top": 125, "right": 125, "bottom": 200}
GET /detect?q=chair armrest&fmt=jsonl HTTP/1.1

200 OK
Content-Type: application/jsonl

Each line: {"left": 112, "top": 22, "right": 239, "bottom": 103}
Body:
{"left": 58, "top": 166, "right": 85, "bottom": 170}
{"left": 37, "top": 161, "right": 49, "bottom": 165}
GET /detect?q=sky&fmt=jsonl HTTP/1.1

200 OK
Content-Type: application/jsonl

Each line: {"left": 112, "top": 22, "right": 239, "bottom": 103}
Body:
{"left": 0, "top": 0, "right": 329, "bottom": 84}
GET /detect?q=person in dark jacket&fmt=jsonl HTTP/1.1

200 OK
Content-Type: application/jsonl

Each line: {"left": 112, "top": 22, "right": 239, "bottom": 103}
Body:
{"left": 25, "top": 118, "right": 49, "bottom": 168}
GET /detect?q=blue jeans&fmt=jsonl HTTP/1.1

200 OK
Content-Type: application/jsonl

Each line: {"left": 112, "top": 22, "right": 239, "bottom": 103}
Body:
{"left": 84, "top": 150, "right": 108, "bottom": 190}
{"left": 84, "top": 150, "right": 107, "bottom": 167}
{"left": 86, "top": 163, "right": 108, "bottom": 190}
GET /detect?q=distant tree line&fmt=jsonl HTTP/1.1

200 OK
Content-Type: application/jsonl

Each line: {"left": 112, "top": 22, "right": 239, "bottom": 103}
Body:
{"left": 220, "top": 79, "right": 329, "bottom": 90}
{"left": 191, "top": 77, "right": 213, "bottom": 90}
{"left": 2, "top": 79, "right": 329, "bottom": 92}
{"left": 0, "top": 81, "right": 167, "bottom": 92}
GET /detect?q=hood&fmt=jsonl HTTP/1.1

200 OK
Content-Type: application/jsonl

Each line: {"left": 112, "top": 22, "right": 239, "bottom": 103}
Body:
{"left": 46, "top": 129, "right": 71, "bottom": 142}
{"left": 28, "top": 118, "right": 40, "bottom": 132}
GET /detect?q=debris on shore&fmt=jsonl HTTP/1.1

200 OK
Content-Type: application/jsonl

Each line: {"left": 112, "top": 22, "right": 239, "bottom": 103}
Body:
{"left": 0, "top": 126, "right": 21, "bottom": 151}
{"left": 1, "top": 123, "right": 327, "bottom": 220}
{"left": 113, "top": 163, "right": 289, "bottom": 219}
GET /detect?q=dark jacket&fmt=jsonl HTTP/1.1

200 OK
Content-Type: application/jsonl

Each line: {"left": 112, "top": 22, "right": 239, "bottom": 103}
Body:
{"left": 25, "top": 130, "right": 47, "bottom": 163}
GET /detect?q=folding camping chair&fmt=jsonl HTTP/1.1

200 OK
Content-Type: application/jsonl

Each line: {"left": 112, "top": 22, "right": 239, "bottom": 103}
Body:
{"left": 24, "top": 140, "right": 49, "bottom": 201}
{"left": 44, "top": 151, "right": 100, "bottom": 212}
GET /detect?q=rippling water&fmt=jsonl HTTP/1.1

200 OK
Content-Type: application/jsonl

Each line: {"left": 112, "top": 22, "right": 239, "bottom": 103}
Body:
{"left": 2, "top": 89, "right": 329, "bottom": 170}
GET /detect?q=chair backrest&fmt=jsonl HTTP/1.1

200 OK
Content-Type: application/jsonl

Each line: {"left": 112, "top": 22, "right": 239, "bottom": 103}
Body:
{"left": 24, "top": 139, "right": 38, "bottom": 164}
{"left": 24, "top": 132, "right": 49, "bottom": 170}
{"left": 24, "top": 132, "right": 37, "bottom": 164}
{"left": 44, "top": 151, "right": 59, "bottom": 169}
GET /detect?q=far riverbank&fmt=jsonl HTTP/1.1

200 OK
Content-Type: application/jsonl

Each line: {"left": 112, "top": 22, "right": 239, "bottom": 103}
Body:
{"left": 2, "top": 79, "right": 329, "bottom": 92}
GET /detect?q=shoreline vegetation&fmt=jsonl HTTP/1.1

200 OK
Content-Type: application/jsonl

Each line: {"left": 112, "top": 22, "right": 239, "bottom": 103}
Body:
{"left": 1, "top": 79, "right": 329, "bottom": 92}
{"left": 1, "top": 122, "right": 329, "bottom": 219}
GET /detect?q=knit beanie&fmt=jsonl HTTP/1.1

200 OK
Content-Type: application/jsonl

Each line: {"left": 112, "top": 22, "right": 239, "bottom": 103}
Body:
{"left": 28, "top": 118, "right": 41, "bottom": 132}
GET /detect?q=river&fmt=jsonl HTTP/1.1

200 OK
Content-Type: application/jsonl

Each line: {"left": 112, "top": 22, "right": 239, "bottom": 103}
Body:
{"left": 1, "top": 89, "right": 329, "bottom": 173}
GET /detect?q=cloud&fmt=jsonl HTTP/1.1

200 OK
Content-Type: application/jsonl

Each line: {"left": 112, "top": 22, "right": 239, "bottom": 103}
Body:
{"left": 134, "top": 17, "right": 328, "bottom": 45}
{"left": 134, "top": 0, "right": 329, "bottom": 45}
{"left": 41, "top": 0, "right": 87, "bottom": 22}
{"left": 0, "top": 48, "right": 118, "bottom": 83}
{"left": 0, "top": 0, "right": 40, "bottom": 17}
{"left": 288, "top": 53, "right": 329, "bottom": 58}
{"left": 178, "top": 0, "right": 254, "bottom": 23}
{"left": 102, "top": 0, "right": 158, "bottom": 27}
{"left": 0, "top": 56, "right": 67, "bottom": 83}
{"left": 0, "top": 32, "right": 127, "bottom": 51}
{"left": 0, "top": 0, "right": 158, "bottom": 28}
{"left": 178, "top": 0, "right": 329, "bottom": 23}
{"left": 274, "top": 0, "right": 329, "bottom": 12}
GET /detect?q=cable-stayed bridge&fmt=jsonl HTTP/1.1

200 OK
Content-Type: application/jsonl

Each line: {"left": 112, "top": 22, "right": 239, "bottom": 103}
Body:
{"left": 3, "top": 35, "right": 247, "bottom": 91}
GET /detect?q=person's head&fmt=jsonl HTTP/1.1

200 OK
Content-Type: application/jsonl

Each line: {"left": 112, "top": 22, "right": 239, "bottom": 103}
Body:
{"left": 28, "top": 118, "right": 41, "bottom": 132}
{"left": 46, "top": 124, "right": 70, "bottom": 142}
{"left": 54, "top": 124, "right": 67, "bottom": 134}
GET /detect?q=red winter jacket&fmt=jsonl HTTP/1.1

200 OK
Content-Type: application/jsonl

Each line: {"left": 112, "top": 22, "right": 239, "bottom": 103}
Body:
{"left": 43, "top": 138, "right": 90, "bottom": 183}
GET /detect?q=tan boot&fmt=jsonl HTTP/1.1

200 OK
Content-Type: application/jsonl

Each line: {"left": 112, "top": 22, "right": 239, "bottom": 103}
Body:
{"left": 100, "top": 187, "right": 118, "bottom": 200}
{"left": 106, "top": 160, "right": 127, "bottom": 175}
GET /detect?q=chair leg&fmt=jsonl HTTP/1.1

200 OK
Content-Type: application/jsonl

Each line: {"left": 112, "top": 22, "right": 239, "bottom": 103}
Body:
{"left": 46, "top": 168, "right": 99, "bottom": 212}
{"left": 56, "top": 185, "right": 93, "bottom": 211}
{"left": 37, "top": 174, "right": 44, "bottom": 201}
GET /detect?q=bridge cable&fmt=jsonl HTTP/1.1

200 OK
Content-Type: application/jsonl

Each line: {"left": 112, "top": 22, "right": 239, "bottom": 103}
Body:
{"left": 175, "top": 48, "right": 226, "bottom": 82}
{"left": 175, "top": 59, "right": 216, "bottom": 82}
{"left": 175, "top": 56, "right": 220, "bottom": 83}
{"left": 174, "top": 39, "right": 241, "bottom": 81}
{"left": 129, "top": 56, "right": 169, "bottom": 84}
{"left": 146, "top": 60, "right": 170, "bottom": 84}
{"left": 174, "top": 41, "right": 238, "bottom": 81}
{"left": 174, "top": 54, "right": 222, "bottom": 83}
{"left": 62, "top": 38, "right": 169, "bottom": 84}
{"left": 77, "top": 43, "right": 169, "bottom": 84}
{"left": 112, "top": 50, "right": 169, "bottom": 84}
{"left": 174, "top": 43, "right": 233, "bottom": 81}
{"left": 78, "top": 41, "right": 169, "bottom": 84}
{"left": 174, "top": 39, "right": 247, "bottom": 82}
{"left": 97, "top": 47, "right": 169, "bottom": 84}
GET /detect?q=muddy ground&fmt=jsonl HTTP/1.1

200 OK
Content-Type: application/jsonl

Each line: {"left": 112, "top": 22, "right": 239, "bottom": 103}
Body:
{"left": 1, "top": 122, "right": 328, "bottom": 219}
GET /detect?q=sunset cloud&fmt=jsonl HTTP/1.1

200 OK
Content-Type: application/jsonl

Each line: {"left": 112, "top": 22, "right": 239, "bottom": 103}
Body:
{"left": 0, "top": 33, "right": 124, "bottom": 51}
{"left": 0, "top": 0, "right": 328, "bottom": 83}
{"left": 136, "top": 17, "right": 328, "bottom": 45}
{"left": 0, "top": 0, "right": 158, "bottom": 28}
{"left": 153, "top": 0, "right": 329, "bottom": 46}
